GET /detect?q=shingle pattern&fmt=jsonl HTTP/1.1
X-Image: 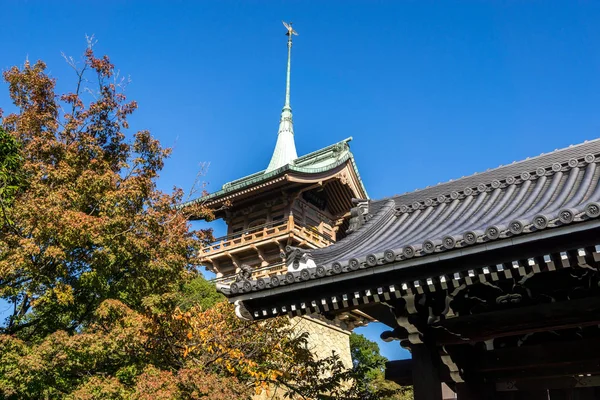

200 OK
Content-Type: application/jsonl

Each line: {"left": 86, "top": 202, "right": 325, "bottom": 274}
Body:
{"left": 223, "top": 138, "right": 600, "bottom": 296}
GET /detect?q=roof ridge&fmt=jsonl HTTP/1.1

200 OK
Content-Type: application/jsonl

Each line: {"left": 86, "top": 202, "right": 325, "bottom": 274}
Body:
{"left": 225, "top": 137, "right": 352, "bottom": 188}
{"left": 380, "top": 138, "right": 600, "bottom": 211}
{"left": 180, "top": 138, "right": 363, "bottom": 209}
{"left": 294, "top": 137, "right": 353, "bottom": 164}
{"left": 306, "top": 199, "right": 396, "bottom": 259}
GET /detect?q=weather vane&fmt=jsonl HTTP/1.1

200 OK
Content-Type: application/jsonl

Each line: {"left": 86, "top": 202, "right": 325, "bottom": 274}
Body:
{"left": 282, "top": 21, "right": 298, "bottom": 37}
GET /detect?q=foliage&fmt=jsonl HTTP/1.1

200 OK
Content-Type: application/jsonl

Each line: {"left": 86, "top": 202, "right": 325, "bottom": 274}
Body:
{"left": 350, "top": 332, "right": 388, "bottom": 382}
{"left": 174, "top": 301, "right": 387, "bottom": 399}
{"left": 0, "top": 299, "right": 248, "bottom": 399}
{"left": 0, "top": 42, "right": 409, "bottom": 400}
{"left": 175, "top": 275, "right": 224, "bottom": 311}
{"left": 368, "top": 376, "right": 414, "bottom": 400}
{"left": 350, "top": 333, "right": 414, "bottom": 400}
{"left": 0, "top": 126, "right": 25, "bottom": 223}
{"left": 0, "top": 295, "right": 381, "bottom": 399}
{"left": 0, "top": 44, "right": 214, "bottom": 339}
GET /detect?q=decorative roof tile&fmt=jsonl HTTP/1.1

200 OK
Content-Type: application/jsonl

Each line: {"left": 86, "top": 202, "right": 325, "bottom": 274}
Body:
{"left": 180, "top": 137, "right": 368, "bottom": 208}
{"left": 219, "top": 138, "right": 600, "bottom": 296}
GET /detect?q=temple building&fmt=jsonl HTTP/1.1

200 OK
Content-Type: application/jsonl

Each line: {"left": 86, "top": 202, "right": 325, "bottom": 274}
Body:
{"left": 185, "top": 22, "right": 600, "bottom": 400}
{"left": 199, "top": 26, "right": 600, "bottom": 400}
{"left": 182, "top": 21, "right": 372, "bottom": 372}
{"left": 220, "top": 135, "right": 600, "bottom": 400}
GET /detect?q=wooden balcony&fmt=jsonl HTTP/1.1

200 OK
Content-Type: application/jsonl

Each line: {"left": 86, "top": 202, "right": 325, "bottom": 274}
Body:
{"left": 212, "top": 262, "right": 288, "bottom": 285}
{"left": 200, "top": 217, "right": 333, "bottom": 259}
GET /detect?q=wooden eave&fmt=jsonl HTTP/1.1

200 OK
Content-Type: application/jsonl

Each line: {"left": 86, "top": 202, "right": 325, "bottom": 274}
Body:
{"left": 189, "top": 158, "right": 365, "bottom": 219}
{"left": 220, "top": 138, "right": 600, "bottom": 299}
{"left": 180, "top": 138, "right": 368, "bottom": 220}
{"left": 229, "top": 220, "right": 600, "bottom": 324}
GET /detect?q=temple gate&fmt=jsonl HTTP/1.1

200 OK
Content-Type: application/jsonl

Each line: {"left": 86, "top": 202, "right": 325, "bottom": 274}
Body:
{"left": 184, "top": 22, "right": 600, "bottom": 400}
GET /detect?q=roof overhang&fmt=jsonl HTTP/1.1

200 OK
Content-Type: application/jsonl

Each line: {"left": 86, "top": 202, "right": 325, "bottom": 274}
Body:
{"left": 227, "top": 218, "right": 600, "bottom": 324}
{"left": 181, "top": 138, "right": 368, "bottom": 219}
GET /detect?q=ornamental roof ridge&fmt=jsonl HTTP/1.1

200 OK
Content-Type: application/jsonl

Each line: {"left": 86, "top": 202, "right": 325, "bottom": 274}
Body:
{"left": 179, "top": 137, "right": 365, "bottom": 209}
{"left": 293, "top": 137, "right": 353, "bottom": 166}
{"left": 216, "top": 137, "right": 600, "bottom": 299}
{"left": 383, "top": 138, "right": 600, "bottom": 213}
{"left": 309, "top": 199, "right": 396, "bottom": 258}
{"left": 223, "top": 137, "right": 353, "bottom": 189}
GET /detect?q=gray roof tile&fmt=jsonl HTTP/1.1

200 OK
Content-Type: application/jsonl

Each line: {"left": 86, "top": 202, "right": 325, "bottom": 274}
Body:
{"left": 308, "top": 138, "right": 600, "bottom": 266}
{"left": 220, "top": 138, "right": 600, "bottom": 296}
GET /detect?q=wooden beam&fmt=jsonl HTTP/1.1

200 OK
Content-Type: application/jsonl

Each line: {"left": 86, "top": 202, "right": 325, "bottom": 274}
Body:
{"left": 479, "top": 336, "right": 600, "bottom": 374}
{"left": 385, "top": 359, "right": 413, "bottom": 386}
{"left": 250, "top": 245, "right": 269, "bottom": 267}
{"left": 549, "top": 387, "right": 600, "bottom": 400}
{"left": 225, "top": 252, "right": 241, "bottom": 272}
{"left": 455, "top": 382, "right": 496, "bottom": 400}
{"left": 385, "top": 338, "right": 600, "bottom": 391}
{"left": 503, "top": 376, "right": 600, "bottom": 392}
{"left": 412, "top": 345, "right": 443, "bottom": 400}
{"left": 489, "top": 362, "right": 600, "bottom": 382}
{"left": 495, "top": 391, "right": 551, "bottom": 400}
{"left": 432, "top": 297, "right": 600, "bottom": 345}
{"left": 385, "top": 359, "right": 456, "bottom": 387}
{"left": 443, "top": 336, "right": 600, "bottom": 389}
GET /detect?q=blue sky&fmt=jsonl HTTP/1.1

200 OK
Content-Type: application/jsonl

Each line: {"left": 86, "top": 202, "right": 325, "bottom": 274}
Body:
{"left": 2, "top": 1, "right": 600, "bottom": 360}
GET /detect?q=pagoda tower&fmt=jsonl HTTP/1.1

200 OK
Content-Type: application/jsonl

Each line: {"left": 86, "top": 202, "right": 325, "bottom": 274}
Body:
{"left": 182, "top": 22, "right": 371, "bottom": 367}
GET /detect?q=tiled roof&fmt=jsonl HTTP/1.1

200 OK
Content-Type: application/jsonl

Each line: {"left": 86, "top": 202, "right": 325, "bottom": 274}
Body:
{"left": 180, "top": 137, "right": 368, "bottom": 208}
{"left": 220, "top": 138, "right": 600, "bottom": 296}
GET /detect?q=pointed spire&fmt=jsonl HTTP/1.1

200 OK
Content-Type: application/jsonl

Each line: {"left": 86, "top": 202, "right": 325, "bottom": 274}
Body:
{"left": 266, "top": 22, "right": 299, "bottom": 173}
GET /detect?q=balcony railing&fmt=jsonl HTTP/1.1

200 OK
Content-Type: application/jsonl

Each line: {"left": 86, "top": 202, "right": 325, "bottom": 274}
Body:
{"left": 291, "top": 224, "right": 333, "bottom": 247}
{"left": 211, "top": 262, "right": 287, "bottom": 284}
{"left": 201, "top": 217, "right": 333, "bottom": 257}
{"left": 208, "top": 220, "right": 287, "bottom": 246}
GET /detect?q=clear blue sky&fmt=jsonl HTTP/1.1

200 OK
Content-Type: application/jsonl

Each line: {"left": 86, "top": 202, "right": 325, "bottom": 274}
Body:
{"left": 2, "top": 1, "right": 600, "bottom": 361}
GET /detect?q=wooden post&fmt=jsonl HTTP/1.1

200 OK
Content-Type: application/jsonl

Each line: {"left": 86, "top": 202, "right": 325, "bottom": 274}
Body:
{"left": 548, "top": 390, "right": 567, "bottom": 400}
{"left": 412, "top": 344, "right": 443, "bottom": 400}
{"left": 455, "top": 382, "right": 496, "bottom": 400}
{"left": 551, "top": 388, "right": 600, "bottom": 400}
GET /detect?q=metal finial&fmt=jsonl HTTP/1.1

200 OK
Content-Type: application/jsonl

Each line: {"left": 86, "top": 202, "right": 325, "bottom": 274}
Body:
{"left": 282, "top": 21, "right": 299, "bottom": 36}
{"left": 266, "top": 21, "right": 299, "bottom": 172}
{"left": 281, "top": 21, "right": 296, "bottom": 110}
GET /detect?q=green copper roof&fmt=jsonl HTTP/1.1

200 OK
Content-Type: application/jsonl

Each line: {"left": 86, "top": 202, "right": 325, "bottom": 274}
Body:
{"left": 181, "top": 137, "right": 368, "bottom": 208}
{"left": 266, "top": 23, "right": 298, "bottom": 172}
{"left": 180, "top": 24, "right": 368, "bottom": 212}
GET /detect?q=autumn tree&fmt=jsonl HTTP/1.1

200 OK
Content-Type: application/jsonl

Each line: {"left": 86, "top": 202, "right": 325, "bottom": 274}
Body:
{"left": 0, "top": 42, "right": 398, "bottom": 399}
{"left": 0, "top": 41, "right": 244, "bottom": 398}
{"left": 0, "top": 125, "right": 25, "bottom": 223}
{"left": 0, "top": 45, "right": 215, "bottom": 339}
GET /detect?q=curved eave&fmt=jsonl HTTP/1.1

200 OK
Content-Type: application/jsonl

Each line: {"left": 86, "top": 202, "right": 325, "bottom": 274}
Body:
{"left": 309, "top": 145, "right": 600, "bottom": 266}
{"left": 225, "top": 217, "right": 600, "bottom": 303}
{"left": 347, "top": 153, "right": 368, "bottom": 199}
{"left": 221, "top": 143, "right": 600, "bottom": 297}
{"left": 181, "top": 149, "right": 367, "bottom": 216}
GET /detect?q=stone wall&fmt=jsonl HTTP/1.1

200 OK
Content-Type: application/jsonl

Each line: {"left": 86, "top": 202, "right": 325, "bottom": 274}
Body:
{"left": 253, "top": 315, "right": 352, "bottom": 399}
{"left": 292, "top": 315, "right": 353, "bottom": 369}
